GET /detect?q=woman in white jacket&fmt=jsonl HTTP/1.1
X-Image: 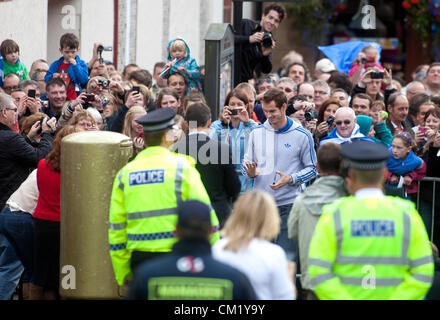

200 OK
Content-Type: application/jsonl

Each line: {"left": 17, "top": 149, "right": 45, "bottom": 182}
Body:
{"left": 212, "top": 190, "right": 296, "bottom": 300}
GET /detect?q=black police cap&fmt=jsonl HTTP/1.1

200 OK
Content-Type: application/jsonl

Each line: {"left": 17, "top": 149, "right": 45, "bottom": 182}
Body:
{"left": 177, "top": 201, "right": 212, "bottom": 228}
{"left": 135, "top": 108, "right": 176, "bottom": 132}
{"left": 340, "top": 140, "right": 390, "bottom": 170}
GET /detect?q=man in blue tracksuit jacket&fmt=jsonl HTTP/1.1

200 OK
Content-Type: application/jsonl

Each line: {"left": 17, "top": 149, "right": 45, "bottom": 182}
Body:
{"left": 242, "top": 88, "right": 317, "bottom": 262}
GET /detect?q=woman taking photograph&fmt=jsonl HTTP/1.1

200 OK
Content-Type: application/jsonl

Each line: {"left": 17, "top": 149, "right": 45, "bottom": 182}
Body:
{"left": 212, "top": 190, "right": 296, "bottom": 300}
{"left": 210, "top": 88, "right": 260, "bottom": 193}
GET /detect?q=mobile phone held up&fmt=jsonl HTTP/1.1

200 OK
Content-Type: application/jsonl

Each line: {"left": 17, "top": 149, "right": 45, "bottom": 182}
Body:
{"left": 370, "top": 72, "right": 384, "bottom": 79}
{"left": 28, "top": 89, "right": 36, "bottom": 98}
{"left": 133, "top": 86, "right": 140, "bottom": 94}
{"left": 137, "top": 128, "right": 144, "bottom": 139}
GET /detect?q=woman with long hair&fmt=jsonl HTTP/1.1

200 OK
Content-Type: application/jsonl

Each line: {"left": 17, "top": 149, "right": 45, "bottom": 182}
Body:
{"left": 122, "top": 106, "right": 147, "bottom": 159}
{"left": 212, "top": 190, "right": 296, "bottom": 300}
{"left": 31, "top": 125, "right": 81, "bottom": 300}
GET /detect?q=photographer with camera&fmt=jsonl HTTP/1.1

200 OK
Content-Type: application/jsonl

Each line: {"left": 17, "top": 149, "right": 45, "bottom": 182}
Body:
{"left": 88, "top": 42, "right": 112, "bottom": 79}
{"left": 235, "top": 3, "right": 286, "bottom": 83}
{"left": 286, "top": 95, "right": 318, "bottom": 139}
{"left": 351, "top": 67, "right": 396, "bottom": 104}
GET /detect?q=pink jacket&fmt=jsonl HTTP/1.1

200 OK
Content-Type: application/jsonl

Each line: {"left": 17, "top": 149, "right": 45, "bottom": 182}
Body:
{"left": 386, "top": 161, "right": 426, "bottom": 194}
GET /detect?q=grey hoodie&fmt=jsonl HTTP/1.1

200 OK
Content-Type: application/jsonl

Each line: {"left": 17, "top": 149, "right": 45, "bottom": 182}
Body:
{"left": 243, "top": 117, "right": 317, "bottom": 206}
{"left": 287, "top": 175, "right": 348, "bottom": 290}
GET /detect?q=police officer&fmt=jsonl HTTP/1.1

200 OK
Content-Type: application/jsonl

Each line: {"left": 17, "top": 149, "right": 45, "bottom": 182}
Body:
{"left": 127, "top": 201, "right": 256, "bottom": 300}
{"left": 308, "top": 140, "right": 434, "bottom": 300}
{"left": 108, "top": 108, "right": 220, "bottom": 287}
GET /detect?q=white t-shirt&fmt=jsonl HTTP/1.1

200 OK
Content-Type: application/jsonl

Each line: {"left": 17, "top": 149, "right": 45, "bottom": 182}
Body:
{"left": 212, "top": 238, "right": 295, "bottom": 300}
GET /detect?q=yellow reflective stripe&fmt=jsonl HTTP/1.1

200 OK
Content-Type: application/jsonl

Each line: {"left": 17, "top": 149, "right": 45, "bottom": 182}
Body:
{"left": 334, "top": 209, "right": 343, "bottom": 252}
{"left": 109, "top": 222, "right": 126, "bottom": 230}
{"left": 340, "top": 276, "right": 403, "bottom": 286}
{"left": 336, "top": 256, "right": 409, "bottom": 265}
{"left": 412, "top": 273, "right": 433, "bottom": 284}
{"left": 310, "top": 273, "right": 336, "bottom": 286}
{"left": 309, "top": 258, "right": 333, "bottom": 269}
{"left": 175, "top": 158, "right": 185, "bottom": 203}
{"left": 410, "top": 255, "right": 434, "bottom": 268}
{"left": 127, "top": 208, "right": 178, "bottom": 220}
{"left": 402, "top": 212, "right": 410, "bottom": 258}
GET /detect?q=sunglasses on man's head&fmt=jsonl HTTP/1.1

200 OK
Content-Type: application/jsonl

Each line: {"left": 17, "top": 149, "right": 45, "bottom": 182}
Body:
{"left": 257, "top": 78, "right": 272, "bottom": 85}
{"left": 335, "top": 120, "right": 351, "bottom": 126}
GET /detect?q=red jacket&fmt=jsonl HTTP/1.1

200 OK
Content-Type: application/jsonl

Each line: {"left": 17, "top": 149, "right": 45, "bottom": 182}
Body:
{"left": 386, "top": 161, "right": 426, "bottom": 194}
{"left": 33, "top": 158, "right": 61, "bottom": 222}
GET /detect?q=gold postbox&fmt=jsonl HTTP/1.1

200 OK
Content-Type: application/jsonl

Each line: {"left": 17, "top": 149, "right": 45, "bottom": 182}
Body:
{"left": 60, "top": 131, "right": 132, "bottom": 299}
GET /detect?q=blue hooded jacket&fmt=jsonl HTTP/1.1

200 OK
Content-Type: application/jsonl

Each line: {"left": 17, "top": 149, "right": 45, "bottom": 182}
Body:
{"left": 165, "top": 37, "right": 202, "bottom": 92}
{"left": 45, "top": 55, "right": 89, "bottom": 86}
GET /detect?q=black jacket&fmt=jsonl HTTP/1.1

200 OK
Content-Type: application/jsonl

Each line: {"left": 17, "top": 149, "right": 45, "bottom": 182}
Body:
{"left": 173, "top": 133, "right": 241, "bottom": 226}
{"left": 0, "top": 123, "right": 53, "bottom": 209}
{"left": 235, "top": 19, "right": 272, "bottom": 82}
{"left": 127, "top": 239, "right": 256, "bottom": 300}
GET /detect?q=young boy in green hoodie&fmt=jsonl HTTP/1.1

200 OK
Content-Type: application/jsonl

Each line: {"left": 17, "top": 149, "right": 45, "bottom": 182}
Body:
{"left": 0, "top": 39, "right": 29, "bottom": 87}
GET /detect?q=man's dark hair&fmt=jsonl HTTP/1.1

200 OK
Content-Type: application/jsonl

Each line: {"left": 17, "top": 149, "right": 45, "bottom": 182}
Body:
{"left": 351, "top": 93, "right": 373, "bottom": 109}
{"left": 154, "top": 61, "right": 166, "bottom": 71}
{"left": 122, "top": 63, "right": 139, "bottom": 76}
{"left": 317, "top": 143, "right": 342, "bottom": 175}
{"left": 408, "top": 92, "right": 430, "bottom": 117}
{"left": 287, "top": 62, "right": 310, "bottom": 83}
{"left": 262, "top": 88, "right": 287, "bottom": 109}
{"left": 263, "top": 3, "right": 286, "bottom": 22}
{"left": 185, "top": 102, "right": 211, "bottom": 128}
{"left": 430, "top": 95, "right": 440, "bottom": 107}
{"left": 143, "top": 128, "right": 169, "bottom": 147}
{"left": 60, "top": 33, "right": 79, "bottom": 49}
{"left": 46, "top": 78, "right": 67, "bottom": 92}
{"left": 128, "top": 69, "right": 153, "bottom": 88}
{"left": 286, "top": 95, "right": 307, "bottom": 116}
{"left": 427, "top": 62, "right": 440, "bottom": 75}
{"left": 328, "top": 72, "right": 353, "bottom": 96}
{"left": 167, "top": 72, "right": 188, "bottom": 86}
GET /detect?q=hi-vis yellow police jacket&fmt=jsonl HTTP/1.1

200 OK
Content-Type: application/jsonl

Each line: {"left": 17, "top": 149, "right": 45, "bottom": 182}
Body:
{"left": 308, "top": 195, "right": 434, "bottom": 300}
{"left": 109, "top": 146, "right": 220, "bottom": 286}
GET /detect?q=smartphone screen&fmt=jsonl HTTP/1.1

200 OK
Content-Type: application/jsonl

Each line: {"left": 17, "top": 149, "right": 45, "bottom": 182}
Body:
{"left": 28, "top": 89, "right": 36, "bottom": 98}
{"left": 133, "top": 86, "right": 140, "bottom": 94}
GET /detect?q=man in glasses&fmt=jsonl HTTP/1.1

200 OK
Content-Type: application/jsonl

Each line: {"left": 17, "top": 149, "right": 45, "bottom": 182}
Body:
{"left": 276, "top": 77, "right": 296, "bottom": 101}
{"left": 0, "top": 93, "right": 54, "bottom": 210}
{"left": 255, "top": 76, "right": 275, "bottom": 97}
{"left": 320, "top": 107, "right": 372, "bottom": 146}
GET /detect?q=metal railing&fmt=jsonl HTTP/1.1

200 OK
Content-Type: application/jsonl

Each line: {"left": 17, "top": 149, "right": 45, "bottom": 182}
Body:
{"left": 416, "top": 177, "right": 440, "bottom": 241}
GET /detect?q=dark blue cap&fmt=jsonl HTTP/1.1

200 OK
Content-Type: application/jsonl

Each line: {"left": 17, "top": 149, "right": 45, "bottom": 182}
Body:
{"left": 177, "top": 201, "right": 211, "bottom": 228}
{"left": 136, "top": 108, "right": 176, "bottom": 131}
{"left": 340, "top": 140, "right": 390, "bottom": 170}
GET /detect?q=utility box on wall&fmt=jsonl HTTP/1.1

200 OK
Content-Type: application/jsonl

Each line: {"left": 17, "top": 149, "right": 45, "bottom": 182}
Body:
{"left": 204, "top": 23, "right": 234, "bottom": 119}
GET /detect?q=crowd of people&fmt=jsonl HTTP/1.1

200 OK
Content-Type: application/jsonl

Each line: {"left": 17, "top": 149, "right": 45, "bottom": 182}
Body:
{"left": 0, "top": 1, "right": 440, "bottom": 301}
